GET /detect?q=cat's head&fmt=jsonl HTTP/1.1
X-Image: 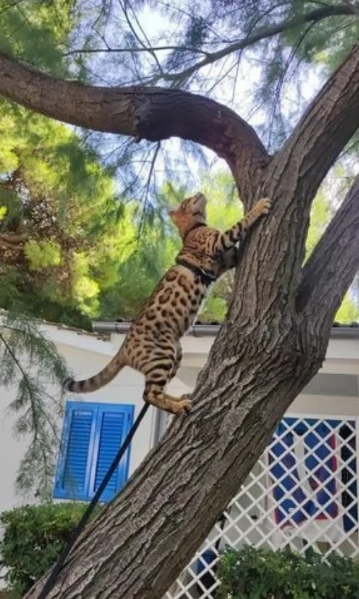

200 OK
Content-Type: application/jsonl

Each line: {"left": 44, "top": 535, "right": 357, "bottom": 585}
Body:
{"left": 167, "top": 192, "right": 207, "bottom": 237}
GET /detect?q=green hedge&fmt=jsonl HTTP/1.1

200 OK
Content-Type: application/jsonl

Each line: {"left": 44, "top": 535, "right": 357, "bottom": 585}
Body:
{"left": 3, "top": 507, "right": 359, "bottom": 599}
{"left": 0, "top": 503, "right": 100, "bottom": 595}
{"left": 217, "top": 545, "right": 359, "bottom": 599}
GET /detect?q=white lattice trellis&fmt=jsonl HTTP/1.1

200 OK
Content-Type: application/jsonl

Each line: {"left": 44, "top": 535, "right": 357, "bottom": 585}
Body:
{"left": 165, "top": 414, "right": 359, "bottom": 599}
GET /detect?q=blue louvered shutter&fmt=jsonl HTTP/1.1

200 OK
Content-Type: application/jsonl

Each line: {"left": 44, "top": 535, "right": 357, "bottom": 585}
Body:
{"left": 54, "top": 401, "right": 134, "bottom": 502}
{"left": 89, "top": 405, "right": 133, "bottom": 502}
{"left": 54, "top": 403, "right": 95, "bottom": 500}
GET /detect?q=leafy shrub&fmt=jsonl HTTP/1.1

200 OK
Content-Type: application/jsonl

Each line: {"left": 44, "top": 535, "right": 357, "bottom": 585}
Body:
{"left": 217, "top": 545, "right": 359, "bottom": 599}
{"left": 24, "top": 240, "right": 62, "bottom": 270}
{"left": 0, "top": 502, "right": 100, "bottom": 595}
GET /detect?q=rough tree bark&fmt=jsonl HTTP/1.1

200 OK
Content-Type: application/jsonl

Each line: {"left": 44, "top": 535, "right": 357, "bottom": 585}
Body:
{"left": 1, "top": 42, "right": 359, "bottom": 599}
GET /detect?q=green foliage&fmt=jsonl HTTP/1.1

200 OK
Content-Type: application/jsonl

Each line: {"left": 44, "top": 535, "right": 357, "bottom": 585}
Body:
{"left": 24, "top": 240, "right": 62, "bottom": 271}
{"left": 305, "top": 192, "right": 332, "bottom": 258}
{"left": 0, "top": 93, "right": 123, "bottom": 326}
{"left": 0, "top": 502, "right": 101, "bottom": 595}
{"left": 336, "top": 294, "right": 359, "bottom": 324}
{"left": 97, "top": 216, "right": 175, "bottom": 318}
{"left": 0, "top": 310, "right": 68, "bottom": 498}
{"left": 0, "top": 0, "right": 124, "bottom": 327}
{"left": 282, "top": 1, "right": 359, "bottom": 72}
{"left": 217, "top": 545, "right": 359, "bottom": 599}
{"left": 0, "top": 0, "right": 76, "bottom": 75}
{"left": 0, "top": 1, "right": 357, "bottom": 327}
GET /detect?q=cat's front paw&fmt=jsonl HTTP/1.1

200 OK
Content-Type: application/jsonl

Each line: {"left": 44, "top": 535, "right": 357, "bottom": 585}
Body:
{"left": 177, "top": 394, "right": 192, "bottom": 415}
{"left": 256, "top": 198, "right": 271, "bottom": 215}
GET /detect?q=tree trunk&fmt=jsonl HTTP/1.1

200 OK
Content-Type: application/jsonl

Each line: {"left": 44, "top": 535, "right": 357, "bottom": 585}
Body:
{"left": 1, "top": 41, "right": 357, "bottom": 599}
{"left": 27, "top": 326, "right": 324, "bottom": 599}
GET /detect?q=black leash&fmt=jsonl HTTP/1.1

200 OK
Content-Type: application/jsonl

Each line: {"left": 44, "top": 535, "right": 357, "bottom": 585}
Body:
{"left": 37, "top": 402, "right": 150, "bottom": 599}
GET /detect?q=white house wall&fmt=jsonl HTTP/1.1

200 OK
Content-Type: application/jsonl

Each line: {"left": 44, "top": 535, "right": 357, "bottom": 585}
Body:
{"left": 0, "top": 326, "right": 186, "bottom": 519}
{"left": 0, "top": 387, "right": 29, "bottom": 513}
{"left": 2, "top": 323, "right": 359, "bottom": 520}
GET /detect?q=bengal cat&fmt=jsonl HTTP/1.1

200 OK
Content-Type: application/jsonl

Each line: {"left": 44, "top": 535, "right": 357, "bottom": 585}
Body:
{"left": 64, "top": 194, "right": 271, "bottom": 415}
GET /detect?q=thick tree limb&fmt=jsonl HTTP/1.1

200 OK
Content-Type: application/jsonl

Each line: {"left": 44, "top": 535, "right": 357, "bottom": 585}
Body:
{"left": 297, "top": 173, "right": 359, "bottom": 325}
{"left": 268, "top": 41, "right": 359, "bottom": 207}
{"left": 251, "top": 40, "right": 359, "bottom": 302}
{"left": 0, "top": 51, "right": 268, "bottom": 191}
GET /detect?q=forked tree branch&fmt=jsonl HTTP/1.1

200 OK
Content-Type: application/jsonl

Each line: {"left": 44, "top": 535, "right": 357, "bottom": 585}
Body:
{"left": 9, "top": 21, "right": 359, "bottom": 599}
{"left": 0, "top": 50, "right": 268, "bottom": 191}
{"left": 297, "top": 174, "right": 359, "bottom": 326}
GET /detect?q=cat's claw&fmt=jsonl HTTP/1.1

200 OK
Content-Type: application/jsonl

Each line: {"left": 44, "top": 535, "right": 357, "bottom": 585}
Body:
{"left": 176, "top": 395, "right": 192, "bottom": 415}
{"left": 256, "top": 197, "right": 271, "bottom": 214}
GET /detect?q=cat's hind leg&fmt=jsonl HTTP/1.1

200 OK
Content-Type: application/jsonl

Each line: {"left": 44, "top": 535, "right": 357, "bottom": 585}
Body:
{"left": 142, "top": 350, "right": 191, "bottom": 415}
{"left": 169, "top": 343, "right": 183, "bottom": 379}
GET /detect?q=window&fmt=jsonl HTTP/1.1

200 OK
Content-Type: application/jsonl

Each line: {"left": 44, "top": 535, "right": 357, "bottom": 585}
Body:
{"left": 54, "top": 401, "right": 134, "bottom": 502}
{"left": 269, "top": 417, "right": 357, "bottom": 531}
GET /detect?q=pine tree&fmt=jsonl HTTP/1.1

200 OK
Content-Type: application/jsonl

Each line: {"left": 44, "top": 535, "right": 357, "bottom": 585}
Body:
{"left": 0, "top": 107, "right": 122, "bottom": 327}
{"left": 0, "top": 310, "right": 67, "bottom": 498}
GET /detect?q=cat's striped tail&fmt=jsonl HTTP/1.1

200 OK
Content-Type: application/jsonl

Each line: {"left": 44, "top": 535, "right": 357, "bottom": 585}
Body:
{"left": 63, "top": 351, "right": 126, "bottom": 394}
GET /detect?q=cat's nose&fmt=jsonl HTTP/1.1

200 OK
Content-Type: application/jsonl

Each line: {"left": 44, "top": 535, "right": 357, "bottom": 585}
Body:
{"left": 195, "top": 192, "right": 206, "bottom": 202}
